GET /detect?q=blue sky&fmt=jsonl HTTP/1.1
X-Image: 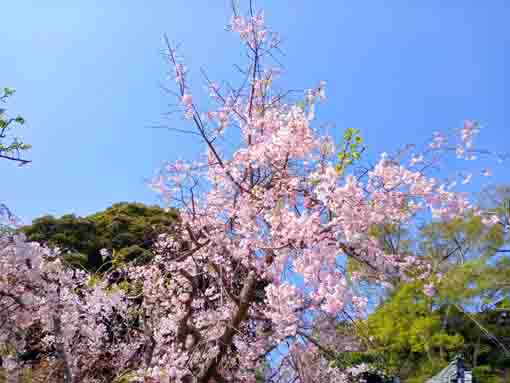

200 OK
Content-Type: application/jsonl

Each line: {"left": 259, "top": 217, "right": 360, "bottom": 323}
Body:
{"left": 2, "top": 1, "right": 509, "bottom": 223}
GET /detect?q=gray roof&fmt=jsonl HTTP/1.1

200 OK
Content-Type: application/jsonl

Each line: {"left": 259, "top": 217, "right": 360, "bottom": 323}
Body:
{"left": 425, "top": 357, "right": 472, "bottom": 383}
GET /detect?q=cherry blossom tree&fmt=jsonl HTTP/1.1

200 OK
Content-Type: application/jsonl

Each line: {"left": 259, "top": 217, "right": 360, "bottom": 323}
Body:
{"left": 0, "top": 3, "right": 503, "bottom": 383}
{"left": 142, "top": 5, "right": 500, "bottom": 381}
{"left": 0, "top": 235, "right": 128, "bottom": 383}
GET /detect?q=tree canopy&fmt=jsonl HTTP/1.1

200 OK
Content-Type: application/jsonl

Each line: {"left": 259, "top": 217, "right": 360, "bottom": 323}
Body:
{"left": 320, "top": 187, "right": 510, "bottom": 382}
{"left": 19, "top": 202, "right": 179, "bottom": 271}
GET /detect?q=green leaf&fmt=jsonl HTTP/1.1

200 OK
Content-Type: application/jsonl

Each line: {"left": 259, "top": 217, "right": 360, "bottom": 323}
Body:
{"left": 3, "top": 87, "right": 15, "bottom": 97}
{"left": 295, "top": 100, "right": 306, "bottom": 110}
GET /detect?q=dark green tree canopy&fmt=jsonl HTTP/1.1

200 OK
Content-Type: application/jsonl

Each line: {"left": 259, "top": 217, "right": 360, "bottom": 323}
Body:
{"left": 19, "top": 202, "right": 179, "bottom": 271}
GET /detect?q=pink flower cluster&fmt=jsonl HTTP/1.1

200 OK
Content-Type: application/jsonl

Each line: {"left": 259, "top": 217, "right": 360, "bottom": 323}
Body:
{"left": 0, "top": 235, "right": 127, "bottom": 382}
{"left": 140, "top": 6, "right": 499, "bottom": 380}
{"left": 230, "top": 11, "right": 267, "bottom": 49}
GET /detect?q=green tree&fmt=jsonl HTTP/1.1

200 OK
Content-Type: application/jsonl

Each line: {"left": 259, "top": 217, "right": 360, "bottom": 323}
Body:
{"left": 319, "top": 186, "right": 510, "bottom": 382}
{"left": 19, "top": 202, "right": 179, "bottom": 271}
{"left": 365, "top": 281, "right": 463, "bottom": 382}
{"left": 89, "top": 202, "right": 179, "bottom": 265}
{"left": 367, "top": 191, "right": 510, "bottom": 381}
{"left": 0, "top": 87, "right": 31, "bottom": 165}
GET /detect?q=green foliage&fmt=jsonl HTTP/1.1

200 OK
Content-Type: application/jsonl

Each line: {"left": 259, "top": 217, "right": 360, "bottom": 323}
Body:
{"left": 1, "top": 87, "right": 31, "bottom": 231}
{"left": 0, "top": 87, "right": 31, "bottom": 165}
{"left": 420, "top": 206, "right": 509, "bottom": 306}
{"left": 254, "top": 360, "right": 271, "bottom": 382}
{"left": 336, "top": 128, "right": 366, "bottom": 174}
{"left": 111, "top": 371, "right": 138, "bottom": 383}
{"left": 420, "top": 214, "right": 504, "bottom": 268}
{"left": 364, "top": 281, "right": 462, "bottom": 379}
{"left": 360, "top": 278, "right": 510, "bottom": 381}
{"left": 472, "top": 364, "right": 506, "bottom": 383}
{"left": 62, "top": 252, "right": 90, "bottom": 269}
{"left": 114, "top": 245, "right": 153, "bottom": 265}
{"left": 20, "top": 214, "right": 101, "bottom": 268}
{"left": 347, "top": 222, "right": 413, "bottom": 285}
{"left": 19, "top": 202, "right": 179, "bottom": 272}
{"left": 325, "top": 188, "right": 510, "bottom": 382}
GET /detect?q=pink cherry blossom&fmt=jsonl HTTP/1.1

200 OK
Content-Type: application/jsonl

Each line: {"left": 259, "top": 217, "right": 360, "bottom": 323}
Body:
{"left": 181, "top": 93, "right": 193, "bottom": 106}
{"left": 423, "top": 283, "right": 436, "bottom": 297}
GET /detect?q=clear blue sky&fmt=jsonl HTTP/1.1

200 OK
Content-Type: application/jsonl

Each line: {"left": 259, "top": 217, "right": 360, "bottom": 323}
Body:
{"left": 2, "top": 1, "right": 509, "bottom": 223}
